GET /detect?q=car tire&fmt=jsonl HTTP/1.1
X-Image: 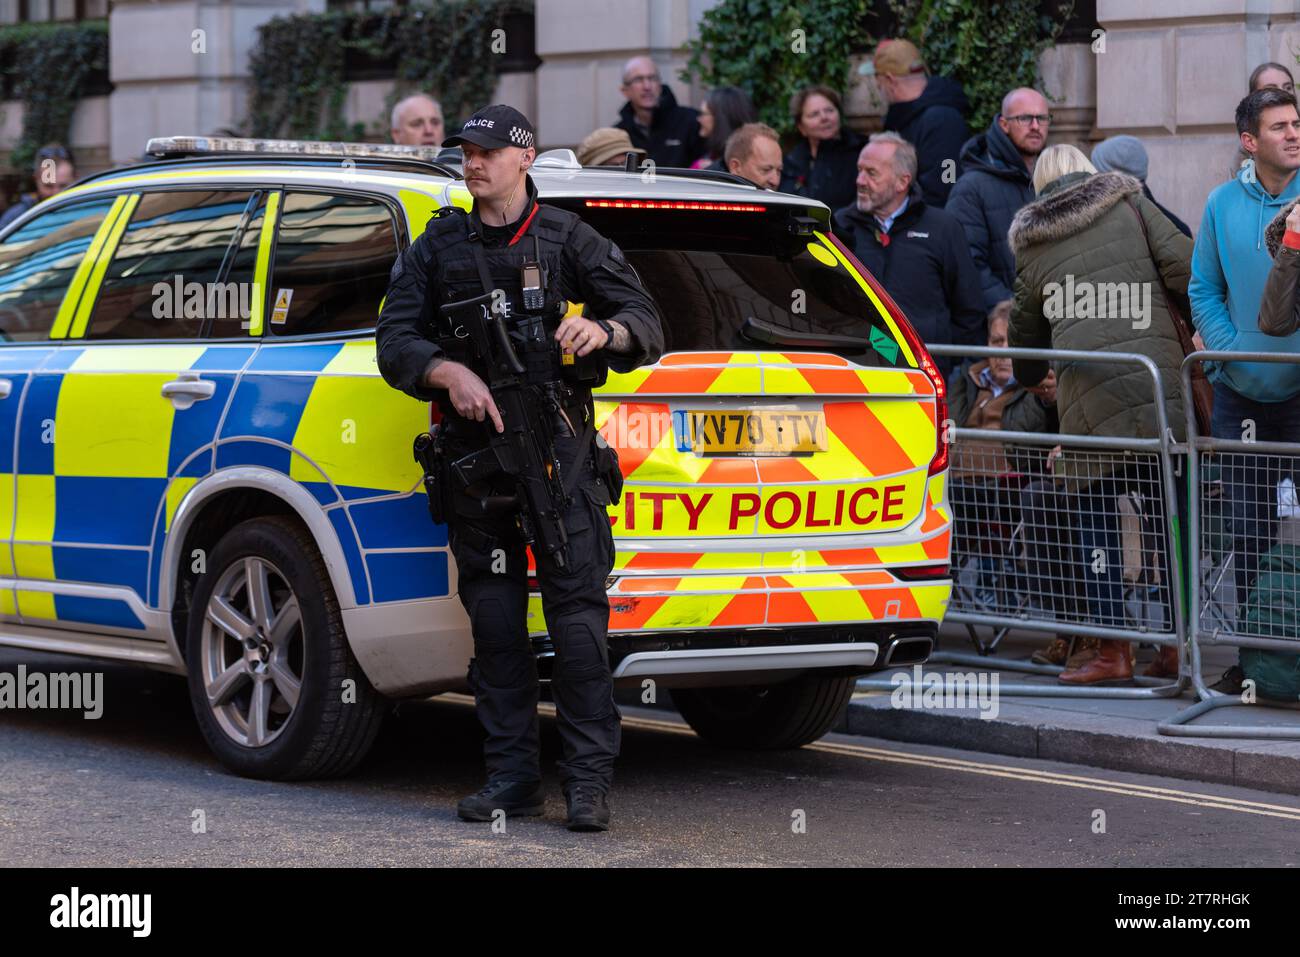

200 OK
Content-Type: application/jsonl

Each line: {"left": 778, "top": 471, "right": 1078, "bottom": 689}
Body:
{"left": 670, "top": 674, "right": 856, "bottom": 750}
{"left": 184, "top": 515, "right": 386, "bottom": 780}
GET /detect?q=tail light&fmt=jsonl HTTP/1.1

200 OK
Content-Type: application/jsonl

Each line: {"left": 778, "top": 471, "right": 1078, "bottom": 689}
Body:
{"left": 893, "top": 563, "right": 951, "bottom": 581}
{"left": 824, "top": 233, "right": 949, "bottom": 476}
{"left": 584, "top": 199, "right": 767, "bottom": 212}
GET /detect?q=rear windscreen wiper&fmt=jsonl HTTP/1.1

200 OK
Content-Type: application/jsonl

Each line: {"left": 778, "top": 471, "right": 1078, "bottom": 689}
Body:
{"left": 740, "top": 316, "right": 870, "bottom": 352}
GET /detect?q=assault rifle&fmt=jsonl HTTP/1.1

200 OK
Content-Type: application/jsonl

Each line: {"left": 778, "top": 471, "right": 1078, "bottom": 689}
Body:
{"left": 432, "top": 290, "right": 583, "bottom": 570}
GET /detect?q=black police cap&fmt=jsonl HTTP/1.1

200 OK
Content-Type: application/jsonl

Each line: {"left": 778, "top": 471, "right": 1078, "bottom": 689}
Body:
{"left": 442, "top": 104, "right": 536, "bottom": 151}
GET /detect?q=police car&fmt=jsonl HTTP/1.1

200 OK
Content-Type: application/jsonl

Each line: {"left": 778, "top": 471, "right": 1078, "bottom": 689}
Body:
{"left": 0, "top": 136, "right": 950, "bottom": 779}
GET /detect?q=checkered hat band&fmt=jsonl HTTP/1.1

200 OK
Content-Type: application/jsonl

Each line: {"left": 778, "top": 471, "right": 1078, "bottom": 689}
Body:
{"left": 509, "top": 126, "right": 534, "bottom": 148}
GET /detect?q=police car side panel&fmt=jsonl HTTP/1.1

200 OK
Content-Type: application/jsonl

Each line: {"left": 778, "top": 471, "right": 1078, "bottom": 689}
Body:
{"left": 0, "top": 346, "right": 49, "bottom": 627}
{"left": 216, "top": 182, "right": 475, "bottom": 696}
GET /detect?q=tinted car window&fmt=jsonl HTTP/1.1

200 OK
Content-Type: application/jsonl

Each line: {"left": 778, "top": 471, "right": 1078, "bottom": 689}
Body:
{"left": 267, "top": 192, "right": 398, "bottom": 336}
{"left": 560, "top": 202, "right": 906, "bottom": 364}
{"left": 623, "top": 247, "right": 902, "bottom": 362}
{"left": 86, "top": 190, "right": 255, "bottom": 340}
{"left": 0, "top": 199, "right": 115, "bottom": 342}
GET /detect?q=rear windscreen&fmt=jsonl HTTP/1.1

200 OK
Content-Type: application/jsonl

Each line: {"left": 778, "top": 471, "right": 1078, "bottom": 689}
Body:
{"left": 561, "top": 202, "right": 908, "bottom": 366}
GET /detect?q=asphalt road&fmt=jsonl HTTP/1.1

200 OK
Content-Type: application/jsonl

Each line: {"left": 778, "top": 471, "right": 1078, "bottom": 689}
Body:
{"left": 1, "top": 648, "right": 1298, "bottom": 867}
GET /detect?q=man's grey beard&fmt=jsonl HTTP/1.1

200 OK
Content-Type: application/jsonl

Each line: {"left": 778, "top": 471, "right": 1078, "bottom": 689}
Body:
{"left": 857, "top": 191, "right": 898, "bottom": 214}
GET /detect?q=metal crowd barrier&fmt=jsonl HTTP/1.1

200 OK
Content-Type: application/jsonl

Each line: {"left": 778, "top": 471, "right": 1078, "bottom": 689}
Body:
{"left": 1159, "top": 350, "right": 1300, "bottom": 738}
{"left": 858, "top": 344, "right": 1190, "bottom": 700}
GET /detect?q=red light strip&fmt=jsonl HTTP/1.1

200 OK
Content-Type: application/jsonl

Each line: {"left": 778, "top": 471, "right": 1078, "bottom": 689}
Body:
{"left": 584, "top": 199, "right": 767, "bottom": 212}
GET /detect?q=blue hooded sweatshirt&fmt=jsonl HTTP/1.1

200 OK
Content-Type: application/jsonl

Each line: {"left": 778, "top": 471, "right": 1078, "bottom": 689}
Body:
{"left": 1190, "top": 159, "right": 1300, "bottom": 402}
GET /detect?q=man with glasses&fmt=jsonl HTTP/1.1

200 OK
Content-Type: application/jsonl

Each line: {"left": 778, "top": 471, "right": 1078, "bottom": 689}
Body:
{"left": 946, "top": 88, "right": 1051, "bottom": 312}
{"left": 614, "top": 55, "right": 706, "bottom": 169}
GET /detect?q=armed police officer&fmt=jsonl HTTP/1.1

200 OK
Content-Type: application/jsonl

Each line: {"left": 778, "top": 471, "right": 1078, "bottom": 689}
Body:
{"left": 376, "top": 105, "right": 663, "bottom": 832}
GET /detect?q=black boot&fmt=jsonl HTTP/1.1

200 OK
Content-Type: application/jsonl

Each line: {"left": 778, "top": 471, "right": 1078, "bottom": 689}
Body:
{"left": 457, "top": 779, "right": 545, "bottom": 822}
{"left": 564, "top": 785, "right": 610, "bottom": 832}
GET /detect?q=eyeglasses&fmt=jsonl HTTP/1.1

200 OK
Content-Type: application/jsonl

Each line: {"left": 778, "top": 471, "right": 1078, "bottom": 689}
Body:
{"left": 1005, "top": 113, "right": 1052, "bottom": 127}
{"left": 623, "top": 74, "right": 661, "bottom": 87}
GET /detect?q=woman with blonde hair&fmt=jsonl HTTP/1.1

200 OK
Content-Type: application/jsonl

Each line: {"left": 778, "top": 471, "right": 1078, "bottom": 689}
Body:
{"left": 1006, "top": 143, "right": 1193, "bottom": 684}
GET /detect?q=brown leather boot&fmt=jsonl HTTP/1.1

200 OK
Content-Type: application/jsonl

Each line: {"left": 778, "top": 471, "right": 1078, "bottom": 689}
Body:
{"left": 1064, "top": 636, "right": 1100, "bottom": 669}
{"left": 1142, "top": 644, "right": 1180, "bottom": 678}
{"left": 1031, "top": 637, "right": 1071, "bottom": 666}
{"left": 1058, "top": 639, "right": 1134, "bottom": 685}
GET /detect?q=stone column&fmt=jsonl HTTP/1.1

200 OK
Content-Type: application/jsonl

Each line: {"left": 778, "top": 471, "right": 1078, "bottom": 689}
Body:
{"left": 108, "top": 0, "right": 322, "bottom": 166}
{"left": 534, "top": 0, "right": 715, "bottom": 150}
{"left": 1095, "top": 0, "right": 1300, "bottom": 235}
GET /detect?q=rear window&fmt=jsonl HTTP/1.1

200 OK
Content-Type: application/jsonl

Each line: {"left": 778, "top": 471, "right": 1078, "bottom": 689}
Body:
{"left": 562, "top": 202, "right": 907, "bottom": 365}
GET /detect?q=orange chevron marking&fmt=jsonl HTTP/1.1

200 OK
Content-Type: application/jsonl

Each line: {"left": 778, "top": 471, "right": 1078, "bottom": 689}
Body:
{"left": 767, "top": 590, "right": 819, "bottom": 623}
{"left": 826, "top": 401, "right": 914, "bottom": 475}
{"left": 625, "top": 552, "right": 704, "bottom": 570}
{"left": 633, "top": 366, "right": 724, "bottom": 395}
{"left": 779, "top": 352, "right": 849, "bottom": 367}
{"left": 819, "top": 547, "right": 879, "bottom": 565}
{"left": 799, "top": 367, "right": 870, "bottom": 395}
{"left": 697, "top": 457, "right": 765, "bottom": 484}
{"left": 862, "top": 588, "right": 923, "bottom": 620}
{"left": 659, "top": 352, "right": 733, "bottom": 366}
{"left": 756, "top": 457, "right": 820, "bottom": 483}
{"left": 608, "top": 594, "right": 670, "bottom": 630}
{"left": 712, "top": 592, "right": 767, "bottom": 626}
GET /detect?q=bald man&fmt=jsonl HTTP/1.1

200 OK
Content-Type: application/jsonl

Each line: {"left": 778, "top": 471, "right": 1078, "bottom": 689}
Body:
{"left": 945, "top": 87, "right": 1049, "bottom": 310}
{"left": 614, "top": 55, "right": 706, "bottom": 168}
{"left": 391, "top": 93, "right": 445, "bottom": 147}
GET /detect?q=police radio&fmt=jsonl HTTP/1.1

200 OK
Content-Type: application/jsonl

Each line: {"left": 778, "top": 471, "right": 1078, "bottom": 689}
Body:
{"left": 520, "top": 261, "right": 545, "bottom": 312}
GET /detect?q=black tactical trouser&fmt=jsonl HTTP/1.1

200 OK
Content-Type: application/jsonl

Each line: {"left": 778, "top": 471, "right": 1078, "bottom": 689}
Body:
{"left": 446, "top": 433, "right": 621, "bottom": 793}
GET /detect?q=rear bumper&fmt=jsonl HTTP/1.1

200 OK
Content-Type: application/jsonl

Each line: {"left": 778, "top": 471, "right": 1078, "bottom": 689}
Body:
{"left": 536, "top": 620, "right": 937, "bottom": 687}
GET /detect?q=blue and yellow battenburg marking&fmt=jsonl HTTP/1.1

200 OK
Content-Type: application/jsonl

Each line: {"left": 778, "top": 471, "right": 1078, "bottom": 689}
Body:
{"left": 8, "top": 338, "right": 452, "bottom": 631}
{"left": 5, "top": 178, "right": 469, "bottom": 631}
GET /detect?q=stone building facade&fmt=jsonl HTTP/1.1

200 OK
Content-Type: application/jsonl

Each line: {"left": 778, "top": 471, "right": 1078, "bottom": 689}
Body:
{"left": 0, "top": 0, "right": 1296, "bottom": 235}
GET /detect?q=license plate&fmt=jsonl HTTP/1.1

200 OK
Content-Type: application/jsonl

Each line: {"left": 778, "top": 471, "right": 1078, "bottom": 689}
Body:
{"left": 688, "top": 410, "right": 826, "bottom": 456}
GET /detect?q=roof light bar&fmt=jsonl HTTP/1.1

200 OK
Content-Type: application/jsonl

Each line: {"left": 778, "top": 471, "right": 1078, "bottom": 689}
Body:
{"left": 145, "top": 135, "right": 455, "bottom": 164}
{"left": 584, "top": 199, "right": 767, "bottom": 212}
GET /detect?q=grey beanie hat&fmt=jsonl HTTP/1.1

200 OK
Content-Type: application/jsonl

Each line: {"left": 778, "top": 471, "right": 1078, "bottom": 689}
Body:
{"left": 1090, "top": 135, "right": 1148, "bottom": 181}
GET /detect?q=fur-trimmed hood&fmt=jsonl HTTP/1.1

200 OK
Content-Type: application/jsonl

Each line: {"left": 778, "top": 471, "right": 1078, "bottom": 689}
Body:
{"left": 1008, "top": 171, "right": 1144, "bottom": 256}
{"left": 1265, "top": 198, "right": 1300, "bottom": 258}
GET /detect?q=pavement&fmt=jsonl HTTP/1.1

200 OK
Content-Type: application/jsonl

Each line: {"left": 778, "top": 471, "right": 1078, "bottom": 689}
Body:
{"left": 5, "top": 647, "right": 1300, "bottom": 866}
{"left": 835, "top": 625, "right": 1300, "bottom": 797}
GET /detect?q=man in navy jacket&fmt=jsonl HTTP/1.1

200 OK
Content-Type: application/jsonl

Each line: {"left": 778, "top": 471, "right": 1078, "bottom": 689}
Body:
{"left": 614, "top": 55, "right": 706, "bottom": 169}
{"left": 833, "top": 132, "right": 985, "bottom": 376}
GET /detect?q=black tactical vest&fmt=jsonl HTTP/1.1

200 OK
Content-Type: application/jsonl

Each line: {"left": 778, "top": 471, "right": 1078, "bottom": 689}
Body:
{"left": 420, "top": 202, "right": 604, "bottom": 432}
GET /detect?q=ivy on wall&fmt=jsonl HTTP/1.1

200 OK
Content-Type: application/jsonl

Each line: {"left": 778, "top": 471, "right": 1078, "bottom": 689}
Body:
{"left": 247, "top": 0, "right": 533, "bottom": 141}
{"left": 685, "top": 0, "right": 874, "bottom": 135}
{"left": 889, "top": 0, "right": 1075, "bottom": 130}
{"left": 685, "top": 0, "right": 1075, "bottom": 137}
{"left": 0, "top": 20, "right": 110, "bottom": 173}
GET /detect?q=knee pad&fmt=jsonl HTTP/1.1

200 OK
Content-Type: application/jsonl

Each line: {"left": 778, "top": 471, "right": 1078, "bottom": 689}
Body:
{"left": 552, "top": 620, "right": 609, "bottom": 681}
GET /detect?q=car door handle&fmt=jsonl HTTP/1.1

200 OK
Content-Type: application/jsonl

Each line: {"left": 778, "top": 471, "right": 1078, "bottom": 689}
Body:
{"left": 0, "top": 378, "right": 10, "bottom": 400}
{"left": 161, "top": 372, "right": 215, "bottom": 410}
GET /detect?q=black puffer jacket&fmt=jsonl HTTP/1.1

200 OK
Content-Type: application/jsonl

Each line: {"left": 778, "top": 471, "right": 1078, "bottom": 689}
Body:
{"left": 832, "top": 192, "right": 986, "bottom": 375}
{"left": 883, "top": 75, "right": 970, "bottom": 207}
{"left": 616, "top": 85, "right": 707, "bottom": 169}
{"left": 779, "top": 128, "right": 866, "bottom": 212}
{"left": 946, "top": 118, "right": 1036, "bottom": 312}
